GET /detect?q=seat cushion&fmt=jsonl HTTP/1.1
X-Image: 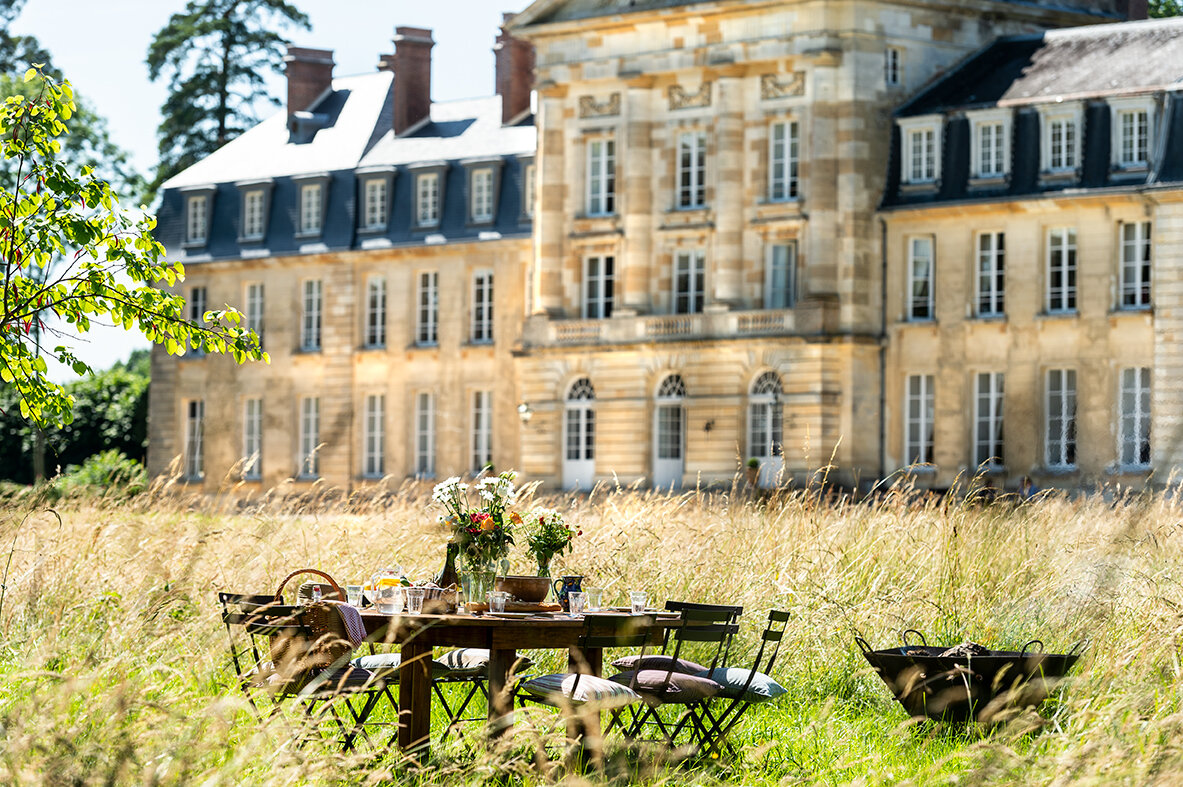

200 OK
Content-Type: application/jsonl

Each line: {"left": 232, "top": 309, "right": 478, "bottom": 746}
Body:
{"left": 352, "top": 652, "right": 452, "bottom": 680}
{"left": 297, "top": 665, "right": 383, "bottom": 697}
{"left": 610, "top": 669, "right": 723, "bottom": 703}
{"left": 435, "top": 648, "right": 489, "bottom": 676}
{"left": 694, "top": 667, "right": 787, "bottom": 702}
{"left": 521, "top": 673, "right": 642, "bottom": 709}
{"left": 610, "top": 654, "right": 708, "bottom": 675}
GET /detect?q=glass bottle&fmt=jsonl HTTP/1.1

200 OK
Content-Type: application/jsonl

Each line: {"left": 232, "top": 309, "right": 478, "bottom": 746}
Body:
{"left": 435, "top": 541, "right": 460, "bottom": 588}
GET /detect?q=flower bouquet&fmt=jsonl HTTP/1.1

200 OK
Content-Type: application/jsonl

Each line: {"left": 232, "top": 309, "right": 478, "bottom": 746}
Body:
{"left": 522, "top": 508, "right": 578, "bottom": 577}
{"left": 432, "top": 472, "right": 518, "bottom": 605}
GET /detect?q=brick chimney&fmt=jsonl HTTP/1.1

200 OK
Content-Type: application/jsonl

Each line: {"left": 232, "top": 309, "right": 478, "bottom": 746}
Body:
{"left": 1122, "top": 0, "right": 1149, "bottom": 19}
{"left": 494, "top": 13, "right": 535, "bottom": 125}
{"left": 284, "top": 47, "right": 335, "bottom": 121}
{"left": 392, "top": 27, "right": 434, "bottom": 135}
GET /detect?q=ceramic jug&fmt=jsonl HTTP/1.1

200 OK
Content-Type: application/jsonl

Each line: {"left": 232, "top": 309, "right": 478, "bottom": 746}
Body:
{"left": 552, "top": 575, "right": 584, "bottom": 611}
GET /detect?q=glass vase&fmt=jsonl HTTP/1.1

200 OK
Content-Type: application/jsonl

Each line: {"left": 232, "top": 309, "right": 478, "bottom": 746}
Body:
{"left": 536, "top": 557, "right": 552, "bottom": 578}
{"left": 459, "top": 557, "right": 496, "bottom": 609}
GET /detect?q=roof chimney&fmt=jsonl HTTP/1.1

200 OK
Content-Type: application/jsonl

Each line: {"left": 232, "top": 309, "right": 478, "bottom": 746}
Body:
{"left": 1122, "top": 0, "right": 1149, "bottom": 19}
{"left": 392, "top": 27, "right": 434, "bottom": 135}
{"left": 284, "top": 47, "right": 335, "bottom": 122}
{"left": 494, "top": 13, "right": 535, "bottom": 126}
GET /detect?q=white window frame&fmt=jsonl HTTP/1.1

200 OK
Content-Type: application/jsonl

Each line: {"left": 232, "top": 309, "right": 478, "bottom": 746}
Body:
{"left": 363, "top": 178, "right": 387, "bottom": 230}
{"left": 1110, "top": 96, "right": 1156, "bottom": 170}
{"left": 523, "top": 163, "right": 535, "bottom": 218}
{"left": 245, "top": 282, "right": 264, "bottom": 346}
{"left": 299, "top": 397, "right": 320, "bottom": 478}
{"left": 241, "top": 188, "right": 265, "bottom": 239}
{"left": 299, "top": 182, "right": 322, "bottom": 235}
{"left": 973, "top": 372, "right": 1004, "bottom": 469}
{"left": 301, "top": 279, "right": 322, "bottom": 351}
{"left": 673, "top": 250, "right": 705, "bottom": 315}
{"left": 416, "top": 271, "right": 439, "bottom": 346}
{"left": 885, "top": 46, "right": 902, "bottom": 87}
{"left": 586, "top": 137, "right": 616, "bottom": 216}
{"left": 188, "top": 286, "right": 207, "bottom": 357}
{"left": 1037, "top": 102, "right": 1083, "bottom": 175}
{"left": 765, "top": 242, "right": 797, "bottom": 309}
{"left": 415, "top": 391, "right": 435, "bottom": 478}
{"left": 1120, "top": 221, "right": 1152, "bottom": 310}
{"left": 242, "top": 397, "right": 262, "bottom": 480}
{"left": 471, "top": 269, "right": 494, "bottom": 343}
{"left": 365, "top": 276, "right": 387, "bottom": 348}
{"left": 768, "top": 120, "right": 799, "bottom": 202}
{"left": 1045, "top": 369, "right": 1077, "bottom": 470}
{"left": 748, "top": 372, "right": 783, "bottom": 461}
{"left": 583, "top": 255, "right": 615, "bottom": 319}
{"left": 184, "top": 399, "right": 204, "bottom": 481}
{"left": 898, "top": 116, "right": 941, "bottom": 185}
{"left": 677, "top": 130, "right": 707, "bottom": 209}
{"left": 1118, "top": 366, "right": 1151, "bottom": 469}
{"left": 471, "top": 167, "right": 495, "bottom": 223}
{"left": 186, "top": 194, "right": 208, "bottom": 244}
{"left": 967, "top": 108, "right": 1011, "bottom": 180}
{"left": 904, "top": 374, "right": 934, "bottom": 466}
{"left": 1046, "top": 228, "right": 1077, "bottom": 314}
{"left": 976, "top": 231, "right": 1005, "bottom": 317}
{"left": 907, "top": 236, "right": 934, "bottom": 321}
{"left": 416, "top": 172, "right": 440, "bottom": 227}
{"left": 471, "top": 390, "right": 493, "bottom": 474}
{"left": 363, "top": 394, "right": 385, "bottom": 478}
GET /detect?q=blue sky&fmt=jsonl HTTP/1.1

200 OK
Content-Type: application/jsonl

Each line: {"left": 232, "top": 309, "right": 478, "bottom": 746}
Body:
{"left": 12, "top": 0, "right": 531, "bottom": 378}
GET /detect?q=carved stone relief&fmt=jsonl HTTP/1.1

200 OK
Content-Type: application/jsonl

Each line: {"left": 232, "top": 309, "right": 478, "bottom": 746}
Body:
{"left": 760, "top": 72, "right": 806, "bottom": 100}
{"left": 578, "top": 93, "right": 621, "bottom": 118}
{"left": 668, "top": 83, "right": 712, "bottom": 110}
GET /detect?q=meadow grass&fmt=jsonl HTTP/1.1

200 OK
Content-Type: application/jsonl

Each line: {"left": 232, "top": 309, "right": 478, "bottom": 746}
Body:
{"left": 2, "top": 476, "right": 1182, "bottom": 785}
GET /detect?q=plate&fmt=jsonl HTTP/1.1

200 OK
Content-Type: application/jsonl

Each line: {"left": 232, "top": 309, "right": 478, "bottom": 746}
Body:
{"left": 486, "top": 611, "right": 548, "bottom": 618}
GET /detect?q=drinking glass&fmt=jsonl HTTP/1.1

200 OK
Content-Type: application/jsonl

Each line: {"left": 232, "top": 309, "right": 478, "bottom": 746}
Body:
{"left": 376, "top": 584, "right": 402, "bottom": 614}
{"left": 585, "top": 587, "right": 604, "bottom": 611}
{"left": 629, "top": 591, "right": 648, "bottom": 614}
{"left": 346, "top": 584, "right": 364, "bottom": 607}
{"left": 488, "top": 591, "right": 509, "bottom": 613}
{"left": 406, "top": 587, "right": 426, "bottom": 615}
{"left": 568, "top": 591, "right": 588, "bottom": 615}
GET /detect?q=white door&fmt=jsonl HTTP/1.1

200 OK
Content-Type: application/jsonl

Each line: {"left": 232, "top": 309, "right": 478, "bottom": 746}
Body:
{"left": 563, "top": 379, "right": 596, "bottom": 491}
{"left": 653, "top": 375, "right": 686, "bottom": 490}
{"left": 749, "top": 372, "right": 784, "bottom": 489}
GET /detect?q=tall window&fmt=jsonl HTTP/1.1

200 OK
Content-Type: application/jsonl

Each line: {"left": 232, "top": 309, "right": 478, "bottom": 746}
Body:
{"left": 1119, "top": 367, "right": 1151, "bottom": 468}
{"left": 363, "top": 394, "right": 385, "bottom": 477}
{"left": 908, "top": 236, "right": 934, "bottom": 320}
{"left": 885, "top": 47, "right": 902, "bottom": 87}
{"left": 471, "top": 390, "right": 492, "bottom": 474}
{"left": 748, "top": 372, "right": 783, "bottom": 460}
{"left": 673, "top": 250, "right": 705, "bottom": 314}
{"left": 365, "top": 277, "right": 387, "bottom": 348}
{"left": 1047, "top": 228, "right": 1077, "bottom": 313}
{"left": 299, "top": 397, "right": 320, "bottom": 478}
{"left": 973, "top": 372, "right": 1004, "bottom": 469}
{"left": 184, "top": 400, "right": 204, "bottom": 480}
{"left": 245, "top": 282, "right": 264, "bottom": 347}
{"left": 186, "top": 194, "right": 207, "bottom": 244}
{"left": 656, "top": 375, "right": 686, "bottom": 466}
{"left": 364, "top": 178, "right": 387, "bottom": 230}
{"left": 1121, "top": 221, "right": 1152, "bottom": 309}
{"left": 587, "top": 138, "right": 615, "bottom": 216}
{"left": 188, "top": 286, "right": 207, "bottom": 357}
{"left": 1046, "top": 369, "right": 1077, "bottom": 469}
{"left": 417, "top": 172, "right": 440, "bottom": 227}
{"left": 766, "top": 242, "right": 797, "bottom": 309}
{"left": 769, "top": 121, "right": 799, "bottom": 202}
{"left": 299, "top": 182, "right": 322, "bottom": 234}
{"left": 242, "top": 397, "right": 262, "bottom": 480}
{"left": 1116, "top": 107, "right": 1150, "bottom": 168}
{"left": 583, "top": 256, "right": 614, "bottom": 319}
{"left": 471, "top": 167, "right": 494, "bottom": 222}
{"left": 471, "top": 270, "right": 494, "bottom": 343}
{"left": 904, "top": 374, "right": 934, "bottom": 465}
{"left": 523, "top": 163, "right": 535, "bottom": 218}
{"left": 677, "top": 131, "right": 706, "bottom": 208}
{"left": 301, "top": 279, "right": 322, "bottom": 351}
{"left": 242, "top": 189, "right": 265, "bottom": 239}
{"left": 906, "top": 127, "right": 936, "bottom": 183}
{"left": 566, "top": 378, "right": 595, "bottom": 462}
{"left": 1048, "top": 116, "right": 1078, "bottom": 171}
{"left": 977, "top": 232, "right": 1005, "bottom": 317}
{"left": 415, "top": 392, "right": 435, "bottom": 477}
{"left": 416, "top": 272, "right": 438, "bottom": 345}
{"left": 975, "top": 121, "right": 1006, "bottom": 178}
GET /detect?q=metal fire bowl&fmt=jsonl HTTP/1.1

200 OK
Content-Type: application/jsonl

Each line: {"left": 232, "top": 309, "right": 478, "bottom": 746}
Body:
{"left": 857, "top": 630, "right": 1086, "bottom": 722}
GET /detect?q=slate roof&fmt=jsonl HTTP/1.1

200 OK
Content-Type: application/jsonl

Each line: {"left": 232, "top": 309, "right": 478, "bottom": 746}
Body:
{"left": 359, "top": 96, "right": 535, "bottom": 168}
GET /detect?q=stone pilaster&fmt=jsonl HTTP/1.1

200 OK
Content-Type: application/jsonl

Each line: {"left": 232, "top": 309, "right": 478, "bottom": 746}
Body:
{"left": 620, "top": 75, "right": 655, "bottom": 314}
{"left": 534, "top": 83, "right": 567, "bottom": 316}
{"left": 712, "top": 66, "right": 745, "bottom": 308}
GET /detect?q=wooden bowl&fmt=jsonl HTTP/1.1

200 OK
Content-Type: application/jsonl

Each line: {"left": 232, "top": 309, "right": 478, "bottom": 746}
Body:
{"left": 495, "top": 575, "right": 551, "bottom": 603}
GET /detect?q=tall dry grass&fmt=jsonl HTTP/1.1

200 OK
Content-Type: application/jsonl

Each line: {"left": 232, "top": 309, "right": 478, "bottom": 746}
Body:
{"left": 2, "top": 477, "right": 1183, "bottom": 784}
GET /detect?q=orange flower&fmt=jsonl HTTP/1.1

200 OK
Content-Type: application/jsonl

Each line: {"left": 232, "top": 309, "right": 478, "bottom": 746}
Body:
{"left": 510, "top": 512, "right": 523, "bottom": 525}
{"left": 481, "top": 517, "right": 496, "bottom": 532}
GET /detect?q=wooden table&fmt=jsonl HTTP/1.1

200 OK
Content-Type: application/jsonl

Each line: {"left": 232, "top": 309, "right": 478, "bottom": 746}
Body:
{"left": 359, "top": 611, "right": 673, "bottom": 759}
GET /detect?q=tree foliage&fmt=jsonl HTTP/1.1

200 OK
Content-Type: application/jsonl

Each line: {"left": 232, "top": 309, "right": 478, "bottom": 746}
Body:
{"left": 0, "top": 67, "right": 266, "bottom": 427}
{"left": 145, "top": 0, "right": 310, "bottom": 202}
{"left": 1149, "top": 0, "right": 1183, "bottom": 16}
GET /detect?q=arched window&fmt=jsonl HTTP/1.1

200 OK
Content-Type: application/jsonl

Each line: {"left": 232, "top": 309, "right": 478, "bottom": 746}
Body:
{"left": 566, "top": 378, "right": 595, "bottom": 462}
{"left": 654, "top": 374, "right": 686, "bottom": 489}
{"left": 657, "top": 374, "right": 686, "bottom": 399}
{"left": 749, "top": 371, "right": 783, "bottom": 459}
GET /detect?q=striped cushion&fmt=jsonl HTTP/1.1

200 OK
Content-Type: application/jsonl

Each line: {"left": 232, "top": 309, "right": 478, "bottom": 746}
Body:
{"left": 521, "top": 673, "right": 642, "bottom": 709}
{"left": 435, "top": 648, "right": 534, "bottom": 677}
{"left": 611, "top": 654, "right": 707, "bottom": 675}
{"left": 352, "top": 652, "right": 452, "bottom": 680}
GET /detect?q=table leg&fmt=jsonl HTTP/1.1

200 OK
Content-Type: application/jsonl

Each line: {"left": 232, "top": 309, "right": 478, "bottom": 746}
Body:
{"left": 487, "top": 647, "right": 516, "bottom": 739}
{"left": 398, "top": 640, "right": 432, "bottom": 758}
{"left": 568, "top": 646, "right": 604, "bottom": 756}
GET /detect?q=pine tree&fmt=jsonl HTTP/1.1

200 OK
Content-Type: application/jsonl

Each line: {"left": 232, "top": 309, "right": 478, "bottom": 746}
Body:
{"left": 145, "top": 0, "right": 310, "bottom": 203}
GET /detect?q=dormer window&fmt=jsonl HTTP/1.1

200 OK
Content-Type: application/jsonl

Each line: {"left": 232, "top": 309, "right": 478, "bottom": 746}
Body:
{"left": 357, "top": 167, "right": 395, "bottom": 233}
{"left": 898, "top": 116, "right": 941, "bottom": 187}
{"left": 967, "top": 109, "right": 1011, "bottom": 182}
{"left": 186, "top": 194, "right": 207, "bottom": 244}
{"left": 364, "top": 179, "right": 387, "bottom": 229}
{"left": 235, "top": 179, "right": 274, "bottom": 243}
{"left": 417, "top": 172, "right": 440, "bottom": 226}
{"left": 1111, "top": 96, "right": 1156, "bottom": 171}
{"left": 299, "top": 183, "right": 322, "bottom": 234}
{"left": 462, "top": 158, "right": 503, "bottom": 226}
{"left": 1037, "top": 102, "right": 1083, "bottom": 178}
